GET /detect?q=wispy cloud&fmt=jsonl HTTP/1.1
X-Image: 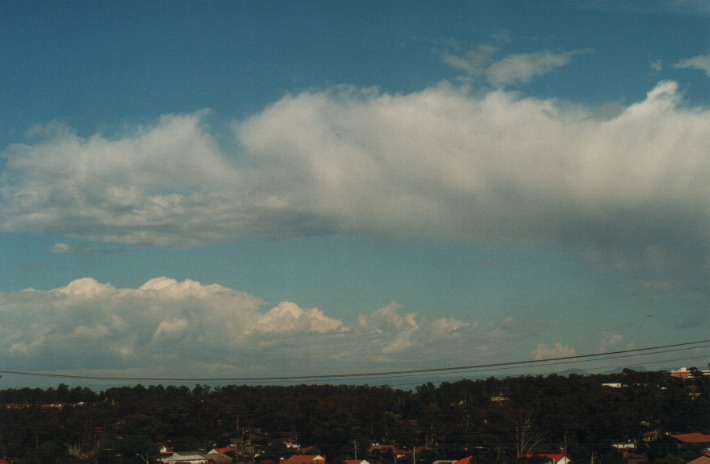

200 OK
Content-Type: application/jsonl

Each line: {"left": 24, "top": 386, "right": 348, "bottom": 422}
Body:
{"left": 674, "top": 54, "right": 710, "bottom": 77}
{"left": 485, "top": 50, "right": 579, "bottom": 87}
{"left": 580, "top": 0, "right": 710, "bottom": 17}
{"left": 442, "top": 44, "right": 499, "bottom": 80}
{"left": 442, "top": 45, "right": 580, "bottom": 87}
{"left": 51, "top": 242, "right": 108, "bottom": 254}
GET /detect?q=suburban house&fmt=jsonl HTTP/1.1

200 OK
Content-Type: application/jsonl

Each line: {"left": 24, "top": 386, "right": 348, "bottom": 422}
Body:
{"left": 344, "top": 460, "right": 370, "bottom": 464}
{"left": 687, "top": 454, "right": 710, "bottom": 464}
{"left": 672, "top": 368, "right": 694, "bottom": 379}
{"left": 158, "top": 451, "right": 209, "bottom": 464}
{"left": 523, "top": 453, "right": 571, "bottom": 464}
{"left": 282, "top": 455, "right": 326, "bottom": 464}
{"left": 671, "top": 368, "right": 710, "bottom": 379}
{"left": 453, "top": 456, "right": 476, "bottom": 464}
{"left": 205, "top": 448, "right": 235, "bottom": 464}
{"left": 671, "top": 433, "right": 710, "bottom": 449}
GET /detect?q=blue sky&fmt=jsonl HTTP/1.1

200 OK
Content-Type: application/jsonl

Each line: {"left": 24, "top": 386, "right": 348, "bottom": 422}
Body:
{"left": 1, "top": 0, "right": 710, "bottom": 388}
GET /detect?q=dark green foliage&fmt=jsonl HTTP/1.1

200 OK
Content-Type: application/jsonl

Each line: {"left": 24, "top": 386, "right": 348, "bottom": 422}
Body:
{"left": 1, "top": 371, "right": 708, "bottom": 464}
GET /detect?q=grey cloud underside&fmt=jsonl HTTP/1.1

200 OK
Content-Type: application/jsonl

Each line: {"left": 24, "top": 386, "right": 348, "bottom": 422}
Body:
{"left": 1, "top": 81, "right": 710, "bottom": 255}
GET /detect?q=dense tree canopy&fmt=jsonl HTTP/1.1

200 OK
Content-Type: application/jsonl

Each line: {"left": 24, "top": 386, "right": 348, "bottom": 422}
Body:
{"left": 0, "top": 371, "right": 707, "bottom": 464}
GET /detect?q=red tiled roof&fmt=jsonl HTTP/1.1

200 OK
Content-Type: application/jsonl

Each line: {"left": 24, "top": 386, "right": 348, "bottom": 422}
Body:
{"left": 454, "top": 456, "right": 475, "bottom": 464}
{"left": 688, "top": 456, "right": 710, "bottom": 464}
{"left": 671, "top": 433, "right": 710, "bottom": 444}
{"left": 283, "top": 455, "right": 326, "bottom": 464}
{"left": 212, "top": 447, "right": 236, "bottom": 455}
{"left": 524, "top": 454, "right": 567, "bottom": 463}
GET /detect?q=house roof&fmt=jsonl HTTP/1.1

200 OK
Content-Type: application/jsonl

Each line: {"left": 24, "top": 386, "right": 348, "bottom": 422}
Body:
{"left": 687, "top": 455, "right": 710, "bottom": 464}
{"left": 160, "top": 454, "right": 207, "bottom": 464}
{"left": 672, "top": 434, "right": 710, "bottom": 444}
{"left": 283, "top": 455, "right": 326, "bottom": 464}
{"left": 204, "top": 452, "right": 233, "bottom": 464}
{"left": 454, "top": 456, "right": 475, "bottom": 464}
{"left": 524, "top": 454, "right": 568, "bottom": 463}
{"left": 210, "top": 447, "right": 237, "bottom": 455}
{"left": 344, "top": 460, "right": 369, "bottom": 464}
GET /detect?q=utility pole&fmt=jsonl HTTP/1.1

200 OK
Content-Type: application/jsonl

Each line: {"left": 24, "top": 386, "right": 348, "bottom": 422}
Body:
{"left": 354, "top": 440, "right": 358, "bottom": 460}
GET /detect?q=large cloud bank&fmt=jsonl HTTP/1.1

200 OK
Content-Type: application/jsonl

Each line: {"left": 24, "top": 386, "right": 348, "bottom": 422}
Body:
{"left": 2, "top": 81, "right": 710, "bottom": 257}
{"left": 0, "top": 278, "right": 521, "bottom": 378}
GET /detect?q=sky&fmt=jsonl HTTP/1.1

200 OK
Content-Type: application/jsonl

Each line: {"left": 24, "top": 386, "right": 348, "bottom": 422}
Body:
{"left": 1, "top": 0, "right": 710, "bottom": 389}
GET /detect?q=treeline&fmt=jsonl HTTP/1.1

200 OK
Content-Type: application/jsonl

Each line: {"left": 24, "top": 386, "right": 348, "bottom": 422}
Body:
{"left": 1, "top": 370, "right": 708, "bottom": 464}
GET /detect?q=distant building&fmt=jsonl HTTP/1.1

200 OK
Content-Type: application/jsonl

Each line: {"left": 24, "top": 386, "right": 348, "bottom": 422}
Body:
{"left": 671, "top": 368, "right": 710, "bottom": 379}
{"left": 523, "top": 453, "right": 571, "bottom": 464}
{"left": 158, "top": 451, "right": 208, "bottom": 464}
{"left": 672, "top": 368, "right": 694, "bottom": 379}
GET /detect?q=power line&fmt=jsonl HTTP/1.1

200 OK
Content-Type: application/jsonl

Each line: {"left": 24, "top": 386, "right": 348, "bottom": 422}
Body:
{"left": 1, "top": 338, "right": 707, "bottom": 383}
{"left": 232, "top": 344, "right": 710, "bottom": 386}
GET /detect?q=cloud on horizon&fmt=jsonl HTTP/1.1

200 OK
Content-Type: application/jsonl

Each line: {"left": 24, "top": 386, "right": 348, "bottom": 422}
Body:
{"left": 0, "top": 277, "right": 527, "bottom": 378}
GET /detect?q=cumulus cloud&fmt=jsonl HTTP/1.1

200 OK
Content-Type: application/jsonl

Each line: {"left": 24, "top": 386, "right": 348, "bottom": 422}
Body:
{"left": 2, "top": 80, "right": 710, "bottom": 270}
{"left": 247, "top": 301, "right": 346, "bottom": 335}
{"left": 0, "top": 112, "right": 250, "bottom": 247}
{"left": 153, "top": 318, "right": 189, "bottom": 339}
{"left": 531, "top": 342, "right": 577, "bottom": 360}
{"left": 598, "top": 334, "right": 632, "bottom": 353}
{"left": 0, "top": 278, "right": 517, "bottom": 377}
{"left": 674, "top": 54, "right": 710, "bottom": 76}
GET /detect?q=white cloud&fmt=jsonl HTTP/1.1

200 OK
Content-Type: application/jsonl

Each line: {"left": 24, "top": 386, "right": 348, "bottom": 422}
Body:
{"left": 51, "top": 242, "right": 72, "bottom": 254}
{"left": 485, "top": 51, "right": 577, "bottom": 87}
{"left": 153, "top": 318, "right": 189, "bottom": 339}
{"left": 247, "top": 301, "right": 346, "bottom": 335}
{"left": 674, "top": 54, "right": 710, "bottom": 77}
{"left": 2, "top": 81, "right": 710, "bottom": 266}
{"left": 0, "top": 278, "right": 520, "bottom": 377}
{"left": 666, "top": 0, "right": 710, "bottom": 16}
{"left": 442, "top": 44, "right": 498, "bottom": 79}
{"left": 650, "top": 59, "right": 663, "bottom": 73}
{"left": 1, "top": 112, "right": 245, "bottom": 247}
{"left": 531, "top": 342, "right": 577, "bottom": 360}
{"left": 56, "top": 277, "right": 115, "bottom": 299}
{"left": 442, "top": 46, "right": 577, "bottom": 86}
{"left": 599, "top": 334, "right": 628, "bottom": 353}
